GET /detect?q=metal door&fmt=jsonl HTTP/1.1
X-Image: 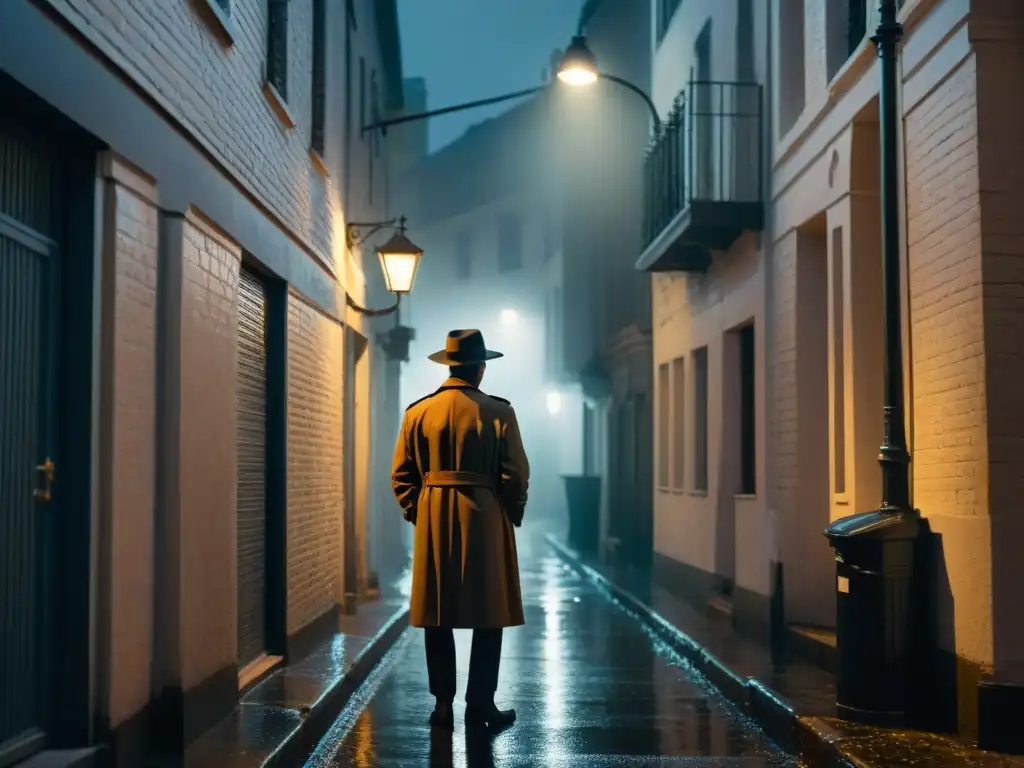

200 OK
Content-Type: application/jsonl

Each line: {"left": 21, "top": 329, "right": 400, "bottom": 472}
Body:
{"left": 236, "top": 267, "right": 268, "bottom": 668}
{"left": 0, "top": 126, "right": 59, "bottom": 765}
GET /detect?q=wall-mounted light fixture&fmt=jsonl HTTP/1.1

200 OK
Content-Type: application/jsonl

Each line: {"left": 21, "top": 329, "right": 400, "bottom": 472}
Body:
{"left": 345, "top": 215, "right": 423, "bottom": 317}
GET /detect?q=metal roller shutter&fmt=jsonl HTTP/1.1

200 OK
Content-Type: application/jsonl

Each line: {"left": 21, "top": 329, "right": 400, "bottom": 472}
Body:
{"left": 236, "top": 267, "right": 268, "bottom": 668}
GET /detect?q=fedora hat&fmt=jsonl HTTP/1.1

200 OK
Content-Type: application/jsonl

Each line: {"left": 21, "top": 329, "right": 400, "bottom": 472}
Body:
{"left": 427, "top": 329, "right": 504, "bottom": 366}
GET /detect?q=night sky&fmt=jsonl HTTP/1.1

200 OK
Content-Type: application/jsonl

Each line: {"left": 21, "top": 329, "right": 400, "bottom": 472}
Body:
{"left": 396, "top": 0, "right": 582, "bottom": 152}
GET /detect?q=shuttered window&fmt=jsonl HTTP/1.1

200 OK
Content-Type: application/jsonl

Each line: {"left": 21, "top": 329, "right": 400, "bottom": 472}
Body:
{"left": 267, "top": 0, "right": 289, "bottom": 100}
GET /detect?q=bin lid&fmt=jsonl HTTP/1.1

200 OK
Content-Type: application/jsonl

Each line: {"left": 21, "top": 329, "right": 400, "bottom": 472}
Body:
{"left": 824, "top": 509, "right": 922, "bottom": 542}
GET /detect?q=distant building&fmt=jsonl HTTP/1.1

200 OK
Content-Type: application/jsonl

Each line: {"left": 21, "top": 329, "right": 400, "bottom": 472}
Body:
{"left": 0, "top": 0, "right": 405, "bottom": 763}
{"left": 391, "top": 95, "right": 574, "bottom": 518}
{"left": 543, "top": 0, "right": 655, "bottom": 568}
{"left": 391, "top": 76, "right": 429, "bottom": 171}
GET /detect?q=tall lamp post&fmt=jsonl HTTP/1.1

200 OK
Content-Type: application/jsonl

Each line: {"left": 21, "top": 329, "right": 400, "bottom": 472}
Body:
{"left": 824, "top": 0, "right": 928, "bottom": 729}
{"left": 874, "top": 0, "right": 912, "bottom": 514}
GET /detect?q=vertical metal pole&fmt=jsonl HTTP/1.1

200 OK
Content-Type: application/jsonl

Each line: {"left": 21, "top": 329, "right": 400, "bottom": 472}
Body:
{"left": 872, "top": 0, "right": 913, "bottom": 516}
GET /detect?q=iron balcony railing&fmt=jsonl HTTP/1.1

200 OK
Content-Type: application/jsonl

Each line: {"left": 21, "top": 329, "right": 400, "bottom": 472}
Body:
{"left": 642, "top": 79, "right": 764, "bottom": 250}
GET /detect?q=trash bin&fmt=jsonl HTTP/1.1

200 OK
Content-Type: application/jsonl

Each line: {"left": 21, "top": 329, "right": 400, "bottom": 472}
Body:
{"left": 824, "top": 510, "right": 925, "bottom": 726}
{"left": 563, "top": 475, "right": 600, "bottom": 556}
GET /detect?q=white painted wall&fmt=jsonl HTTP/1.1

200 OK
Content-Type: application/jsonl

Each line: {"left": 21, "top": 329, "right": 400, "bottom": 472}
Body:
{"left": 648, "top": 0, "right": 771, "bottom": 603}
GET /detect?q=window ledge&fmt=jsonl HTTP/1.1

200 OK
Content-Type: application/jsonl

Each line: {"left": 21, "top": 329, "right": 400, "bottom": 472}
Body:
{"left": 826, "top": 36, "right": 876, "bottom": 101}
{"left": 690, "top": 489, "right": 708, "bottom": 498}
{"left": 734, "top": 493, "right": 757, "bottom": 501}
{"left": 262, "top": 81, "right": 296, "bottom": 130}
{"left": 194, "top": 0, "right": 234, "bottom": 46}
{"left": 309, "top": 148, "right": 329, "bottom": 177}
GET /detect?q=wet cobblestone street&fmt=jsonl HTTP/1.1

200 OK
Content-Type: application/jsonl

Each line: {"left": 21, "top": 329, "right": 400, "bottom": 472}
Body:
{"left": 305, "top": 531, "right": 802, "bottom": 767}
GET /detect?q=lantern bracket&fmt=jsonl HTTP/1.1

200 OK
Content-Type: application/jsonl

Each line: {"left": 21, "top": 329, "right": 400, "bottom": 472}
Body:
{"left": 346, "top": 216, "right": 406, "bottom": 249}
{"left": 346, "top": 292, "right": 401, "bottom": 318}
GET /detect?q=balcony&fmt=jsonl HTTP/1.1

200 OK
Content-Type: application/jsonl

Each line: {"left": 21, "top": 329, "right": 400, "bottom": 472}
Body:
{"left": 636, "top": 80, "right": 764, "bottom": 273}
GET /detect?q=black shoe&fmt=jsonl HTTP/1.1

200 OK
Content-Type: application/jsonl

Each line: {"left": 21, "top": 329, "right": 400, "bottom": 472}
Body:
{"left": 429, "top": 701, "right": 455, "bottom": 730}
{"left": 465, "top": 702, "right": 516, "bottom": 730}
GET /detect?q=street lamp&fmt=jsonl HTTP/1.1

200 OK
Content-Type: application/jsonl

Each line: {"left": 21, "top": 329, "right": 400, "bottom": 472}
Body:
{"left": 823, "top": 0, "right": 926, "bottom": 730}
{"left": 556, "top": 35, "right": 599, "bottom": 86}
{"left": 345, "top": 215, "right": 423, "bottom": 317}
{"left": 361, "top": 35, "right": 660, "bottom": 135}
{"left": 553, "top": 35, "right": 662, "bottom": 130}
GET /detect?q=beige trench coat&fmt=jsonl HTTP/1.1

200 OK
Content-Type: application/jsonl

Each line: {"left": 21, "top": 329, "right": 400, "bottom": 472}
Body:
{"left": 392, "top": 378, "right": 530, "bottom": 628}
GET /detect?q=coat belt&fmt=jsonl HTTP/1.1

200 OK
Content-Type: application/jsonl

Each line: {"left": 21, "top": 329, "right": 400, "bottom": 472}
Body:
{"left": 423, "top": 470, "right": 495, "bottom": 488}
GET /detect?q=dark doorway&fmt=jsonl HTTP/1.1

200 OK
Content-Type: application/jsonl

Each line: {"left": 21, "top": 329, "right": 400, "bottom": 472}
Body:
{"left": 0, "top": 73, "right": 97, "bottom": 765}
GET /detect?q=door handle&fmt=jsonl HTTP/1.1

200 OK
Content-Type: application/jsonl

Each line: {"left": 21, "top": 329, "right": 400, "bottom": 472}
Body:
{"left": 34, "top": 458, "right": 55, "bottom": 503}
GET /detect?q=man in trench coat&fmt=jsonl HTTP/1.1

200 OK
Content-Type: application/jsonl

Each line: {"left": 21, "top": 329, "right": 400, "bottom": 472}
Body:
{"left": 391, "top": 329, "right": 529, "bottom": 731}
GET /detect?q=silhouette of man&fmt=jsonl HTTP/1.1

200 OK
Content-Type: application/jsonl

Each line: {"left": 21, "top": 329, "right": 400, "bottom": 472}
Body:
{"left": 392, "top": 329, "right": 530, "bottom": 731}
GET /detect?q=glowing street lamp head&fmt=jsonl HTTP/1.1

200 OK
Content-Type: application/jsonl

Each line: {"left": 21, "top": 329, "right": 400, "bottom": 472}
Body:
{"left": 546, "top": 390, "right": 562, "bottom": 415}
{"left": 500, "top": 308, "right": 519, "bottom": 327}
{"left": 377, "top": 231, "right": 423, "bottom": 294}
{"left": 556, "top": 36, "right": 599, "bottom": 86}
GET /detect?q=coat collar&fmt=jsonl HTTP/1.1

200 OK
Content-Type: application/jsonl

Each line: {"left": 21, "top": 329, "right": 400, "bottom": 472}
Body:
{"left": 439, "top": 376, "right": 479, "bottom": 392}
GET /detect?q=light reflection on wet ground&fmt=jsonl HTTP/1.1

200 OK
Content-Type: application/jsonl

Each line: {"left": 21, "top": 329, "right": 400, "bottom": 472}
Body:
{"left": 306, "top": 531, "right": 801, "bottom": 767}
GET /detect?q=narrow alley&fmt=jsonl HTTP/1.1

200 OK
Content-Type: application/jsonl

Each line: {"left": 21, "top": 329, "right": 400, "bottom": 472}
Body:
{"left": 304, "top": 529, "right": 799, "bottom": 767}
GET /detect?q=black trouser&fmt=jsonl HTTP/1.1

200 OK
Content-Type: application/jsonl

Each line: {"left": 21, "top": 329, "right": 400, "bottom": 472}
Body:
{"left": 424, "top": 627, "right": 503, "bottom": 706}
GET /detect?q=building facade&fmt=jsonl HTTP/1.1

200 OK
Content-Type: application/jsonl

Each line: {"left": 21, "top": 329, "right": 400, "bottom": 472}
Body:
{"left": 0, "top": 0, "right": 407, "bottom": 764}
{"left": 644, "top": 0, "right": 1024, "bottom": 746}
{"left": 640, "top": 0, "right": 769, "bottom": 637}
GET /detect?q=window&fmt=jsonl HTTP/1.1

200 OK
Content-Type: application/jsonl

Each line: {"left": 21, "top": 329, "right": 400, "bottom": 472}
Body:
{"left": 311, "top": 0, "right": 326, "bottom": 155}
{"left": 359, "top": 57, "right": 366, "bottom": 143}
{"left": 671, "top": 356, "right": 685, "bottom": 489}
{"left": 266, "top": 0, "right": 288, "bottom": 100}
{"left": 368, "top": 69, "right": 378, "bottom": 203}
{"left": 455, "top": 231, "right": 472, "bottom": 280}
{"left": 831, "top": 227, "right": 847, "bottom": 495}
{"left": 847, "top": 0, "right": 867, "bottom": 55}
{"left": 656, "top": 0, "right": 683, "bottom": 44}
{"left": 693, "top": 346, "right": 709, "bottom": 492}
{"left": 657, "top": 363, "right": 670, "bottom": 487}
{"left": 542, "top": 213, "right": 557, "bottom": 263}
{"left": 738, "top": 325, "right": 756, "bottom": 495}
{"left": 583, "top": 404, "right": 596, "bottom": 476}
{"left": 497, "top": 214, "right": 522, "bottom": 272}
{"left": 371, "top": 73, "right": 381, "bottom": 159}
{"left": 779, "top": 0, "right": 806, "bottom": 137}
{"left": 694, "top": 22, "right": 713, "bottom": 199}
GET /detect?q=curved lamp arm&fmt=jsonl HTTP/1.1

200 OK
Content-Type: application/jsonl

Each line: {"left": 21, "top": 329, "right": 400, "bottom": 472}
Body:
{"left": 361, "top": 74, "right": 661, "bottom": 136}
{"left": 363, "top": 86, "right": 545, "bottom": 135}
{"left": 600, "top": 73, "right": 662, "bottom": 131}
{"left": 346, "top": 292, "right": 401, "bottom": 317}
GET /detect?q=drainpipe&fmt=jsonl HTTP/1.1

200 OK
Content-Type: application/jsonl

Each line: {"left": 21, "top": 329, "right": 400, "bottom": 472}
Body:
{"left": 763, "top": 0, "right": 785, "bottom": 668}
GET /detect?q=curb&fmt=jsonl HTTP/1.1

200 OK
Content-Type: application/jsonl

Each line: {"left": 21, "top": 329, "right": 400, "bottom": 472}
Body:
{"left": 545, "top": 534, "right": 857, "bottom": 768}
{"left": 263, "top": 606, "right": 410, "bottom": 768}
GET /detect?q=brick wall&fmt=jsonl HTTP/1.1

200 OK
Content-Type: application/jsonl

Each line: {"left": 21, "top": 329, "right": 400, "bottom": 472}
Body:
{"left": 43, "top": 0, "right": 333, "bottom": 261}
{"left": 906, "top": 56, "right": 987, "bottom": 522}
{"left": 286, "top": 295, "right": 344, "bottom": 635}
{"left": 973, "top": 10, "right": 1024, "bottom": 684}
{"left": 905, "top": 54, "right": 994, "bottom": 702}
{"left": 99, "top": 154, "right": 159, "bottom": 727}
{"left": 176, "top": 210, "right": 241, "bottom": 689}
